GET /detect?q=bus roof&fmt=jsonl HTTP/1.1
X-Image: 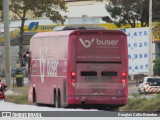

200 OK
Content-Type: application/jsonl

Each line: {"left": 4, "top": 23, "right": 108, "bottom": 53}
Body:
{"left": 32, "top": 29, "right": 126, "bottom": 38}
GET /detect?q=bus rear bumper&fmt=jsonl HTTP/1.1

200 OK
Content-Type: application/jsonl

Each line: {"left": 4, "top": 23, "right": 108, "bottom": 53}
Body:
{"left": 67, "top": 95, "right": 127, "bottom": 105}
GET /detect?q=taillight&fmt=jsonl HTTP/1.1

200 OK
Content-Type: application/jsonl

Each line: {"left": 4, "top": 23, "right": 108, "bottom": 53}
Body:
{"left": 71, "top": 72, "right": 76, "bottom": 76}
{"left": 71, "top": 71, "right": 76, "bottom": 87}
{"left": 122, "top": 72, "right": 126, "bottom": 76}
{"left": 121, "top": 72, "right": 126, "bottom": 86}
{"left": 77, "top": 32, "right": 80, "bottom": 35}
{"left": 122, "top": 79, "right": 126, "bottom": 83}
{"left": 98, "top": 32, "right": 103, "bottom": 35}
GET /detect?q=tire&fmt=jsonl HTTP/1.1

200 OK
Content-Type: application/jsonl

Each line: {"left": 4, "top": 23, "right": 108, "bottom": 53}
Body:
{"left": 138, "top": 88, "right": 142, "bottom": 94}
{"left": 144, "top": 88, "right": 147, "bottom": 95}
{"left": 33, "top": 88, "right": 39, "bottom": 105}
{"left": 54, "top": 94, "right": 60, "bottom": 108}
{"left": 33, "top": 89, "right": 36, "bottom": 103}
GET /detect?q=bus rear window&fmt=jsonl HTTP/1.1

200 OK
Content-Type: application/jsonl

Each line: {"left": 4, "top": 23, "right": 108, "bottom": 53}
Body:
{"left": 101, "top": 71, "right": 117, "bottom": 76}
{"left": 81, "top": 71, "right": 97, "bottom": 76}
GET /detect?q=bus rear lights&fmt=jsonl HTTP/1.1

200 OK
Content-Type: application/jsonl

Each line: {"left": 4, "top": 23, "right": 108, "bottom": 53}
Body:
{"left": 71, "top": 79, "right": 76, "bottom": 83}
{"left": 121, "top": 79, "right": 126, "bottom": 83}
{"left": 121, "top": 72, "right": 126, "bottom": 87}
{"left": 72, "top": 83, "right": 76, "bottom": 88}
{"left": 121, "top": 79, "right": 126, "bottom": 88}
{"left": 122, "top": 72, "right": 126, "bottom": 76}
{"left": 98, "top": 32, "right": 103, "bottom": 35}
{"left": 77, "top": 32, "right": 80, "bottom": 35}
{"left": 71, "top": 71, "right": 76, "bottom": 87}
{"left": 71, "top": 72, "right": 76, "bottom": 76}
{"left": 71, "top": 79, "right": 76, "bottom": 87}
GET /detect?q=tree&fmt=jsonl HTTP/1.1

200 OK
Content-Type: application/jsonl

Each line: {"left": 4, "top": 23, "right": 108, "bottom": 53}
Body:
{"left": 153, "top": 59, "right": 160, "bottom": 76}
{"left": 105, "top": 0, "right": 160, "bottom": 28}
{"left": 0, "top": 0, "right": 2, "bottom": 19}
{"left": 8, "top": 0, "right": 67, "bottom": 67}
{"left": 153, "top": 0, "right": 160, "bottom": 21}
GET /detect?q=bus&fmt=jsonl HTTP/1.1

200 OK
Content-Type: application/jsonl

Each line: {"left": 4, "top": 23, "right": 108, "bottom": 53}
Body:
{"left": 26, "top": 29, "right": 128, "bottom": 110}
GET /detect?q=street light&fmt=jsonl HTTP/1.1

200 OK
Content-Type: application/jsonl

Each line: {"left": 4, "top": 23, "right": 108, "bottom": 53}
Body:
{"left": 148, "top": 0, "right": 153, "bottom": 76}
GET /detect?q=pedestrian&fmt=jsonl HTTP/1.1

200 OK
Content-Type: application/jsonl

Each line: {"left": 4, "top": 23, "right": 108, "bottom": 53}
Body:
{"left": 16, "top": 60, "right": 21, "bottom": 68}
{"left": 0, "top": 77, "right": 7, "bottom": 100}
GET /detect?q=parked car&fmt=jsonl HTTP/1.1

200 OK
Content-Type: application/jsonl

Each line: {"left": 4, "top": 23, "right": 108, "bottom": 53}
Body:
{"left": 138, "top": 76, "right": 160, "bottom": 94}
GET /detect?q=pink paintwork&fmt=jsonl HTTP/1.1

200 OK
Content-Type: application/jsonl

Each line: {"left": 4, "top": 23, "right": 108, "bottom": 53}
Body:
{"left": 28, "top": 29, "right": 128, "bottom": 109}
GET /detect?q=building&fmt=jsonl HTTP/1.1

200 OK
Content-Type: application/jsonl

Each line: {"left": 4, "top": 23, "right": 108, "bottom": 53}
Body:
{"left": 0, "top": 0, "right": 111, "bottom": 76}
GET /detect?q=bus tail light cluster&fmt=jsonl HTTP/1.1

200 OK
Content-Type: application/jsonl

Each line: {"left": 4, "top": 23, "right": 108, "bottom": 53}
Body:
{"left": 121, "top": 72, "right": 126, "bottom": 87}
{"left": 71, "top": 71, "right": 76, "bottom": 87}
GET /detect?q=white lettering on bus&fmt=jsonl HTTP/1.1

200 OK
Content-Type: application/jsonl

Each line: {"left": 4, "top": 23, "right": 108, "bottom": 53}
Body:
{"left": 40, "top": 47, "right": 47, "bottom": 83}
{"left": 96, "top": 39, "right": 119, "bottom": 46}
{"left": 47, "top": 60, "right": 58, "bottom": 77}
{"left": 39, "top": 46, "right": 59, "bottom": 83}
{"left": 79, "top": 38, "right": 119, "bottom": 48}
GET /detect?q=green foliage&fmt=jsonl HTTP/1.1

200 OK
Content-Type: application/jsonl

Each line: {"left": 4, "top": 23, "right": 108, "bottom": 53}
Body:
{"left": 0, "top": 0, "right": 3, "bottom": 18}
{"left": 10, "top": 0, "right": 67, "bottom": 24}
{"left": 8, "top": 0, "right": 67, "bottom": 66}
{"left": 153, "top": 59, "right": 160, "bottom": 76}
{"left": 13, "top": 92, "right": 28, "bottom": 104}
{"left": 6, "top": 86, "right": 28, "bottom": 104}
{"left": 6, "top": 92, "right": 28, "bottom": 104}
{"left": 105, "top": 0, "right": 160, "bottom": 28}
{"left": 0, "top": 0, "right": 2, "bottom": 11}
{"left": 121, "top": 94, "right": 160, "bottom": 111}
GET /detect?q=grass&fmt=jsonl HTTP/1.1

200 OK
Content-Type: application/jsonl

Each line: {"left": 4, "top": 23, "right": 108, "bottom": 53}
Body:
{"left": 5, "top": 86, "right": 28, "bottom": 104}
{"left": 120, "top": 93, "right": 160, "bottom": 111}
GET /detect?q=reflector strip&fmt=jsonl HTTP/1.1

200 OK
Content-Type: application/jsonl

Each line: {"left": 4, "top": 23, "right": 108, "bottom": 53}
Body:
{"left": 146, "top": 86, "right": 160, "bottom": 93}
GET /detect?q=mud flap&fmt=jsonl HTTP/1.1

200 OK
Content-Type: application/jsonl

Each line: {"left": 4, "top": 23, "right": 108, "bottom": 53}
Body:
{"left": 28, "top": 85, "right": 33, "bottom": 103}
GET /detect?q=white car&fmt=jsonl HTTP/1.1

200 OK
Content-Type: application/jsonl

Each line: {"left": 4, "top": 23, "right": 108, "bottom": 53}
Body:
{"left": 138, "top": 77, "right": 160, "bottom": 94}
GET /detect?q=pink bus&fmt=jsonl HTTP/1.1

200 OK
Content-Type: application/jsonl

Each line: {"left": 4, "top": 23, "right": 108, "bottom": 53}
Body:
{"left": 27, "top": 29, "right": 128, "bottom": 110}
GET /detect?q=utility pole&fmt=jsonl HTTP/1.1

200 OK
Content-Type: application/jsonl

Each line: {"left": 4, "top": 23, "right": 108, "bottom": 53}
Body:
{"left": 148, "top": 0, "right": 153, "bottom": 76}
{"left": 3, "top": 0, "right": 12, "bottom": 90}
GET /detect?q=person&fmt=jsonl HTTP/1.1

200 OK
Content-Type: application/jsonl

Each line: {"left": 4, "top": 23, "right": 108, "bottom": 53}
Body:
{"left": 0, "top": 77, "right": 7, "bottom": 100}
{"left": 16, "top": 60, "right": 21, "bottom": 68}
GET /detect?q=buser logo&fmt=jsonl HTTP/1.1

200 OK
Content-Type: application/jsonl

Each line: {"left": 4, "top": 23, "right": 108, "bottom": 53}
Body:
{"left": 80, "top": 38, "right": 119, "bottom": 48}
{"left": 79, "top": 38, "right": 94, "bottom": 48}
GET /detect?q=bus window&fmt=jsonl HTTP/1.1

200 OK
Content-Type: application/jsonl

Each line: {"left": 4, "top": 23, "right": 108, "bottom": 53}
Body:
{"left": 101, "top": 71, "right": 117, "bottom": 76}
{"left": 81, "top": 71, "right": 97, "bottom": 76}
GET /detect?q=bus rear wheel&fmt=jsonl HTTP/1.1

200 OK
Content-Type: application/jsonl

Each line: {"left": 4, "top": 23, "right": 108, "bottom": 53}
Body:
{"left": 144, "top": 88, "right": 147, "bottom": 95}
{"left": 54, "top": 94, "right": 60, "bottom": 108}
{"left": 33, "top": 88, "right": 39, "bottom": 105}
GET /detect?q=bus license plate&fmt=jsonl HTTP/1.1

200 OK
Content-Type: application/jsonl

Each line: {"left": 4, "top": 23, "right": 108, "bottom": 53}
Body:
{"left": 93, "top": 88, "right": 105, "bottom": 95}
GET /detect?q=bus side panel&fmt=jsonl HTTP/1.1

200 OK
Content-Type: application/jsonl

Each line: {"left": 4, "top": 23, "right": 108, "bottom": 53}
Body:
{"left": 28, "top": 35, "right": 69, "bottom": 105}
